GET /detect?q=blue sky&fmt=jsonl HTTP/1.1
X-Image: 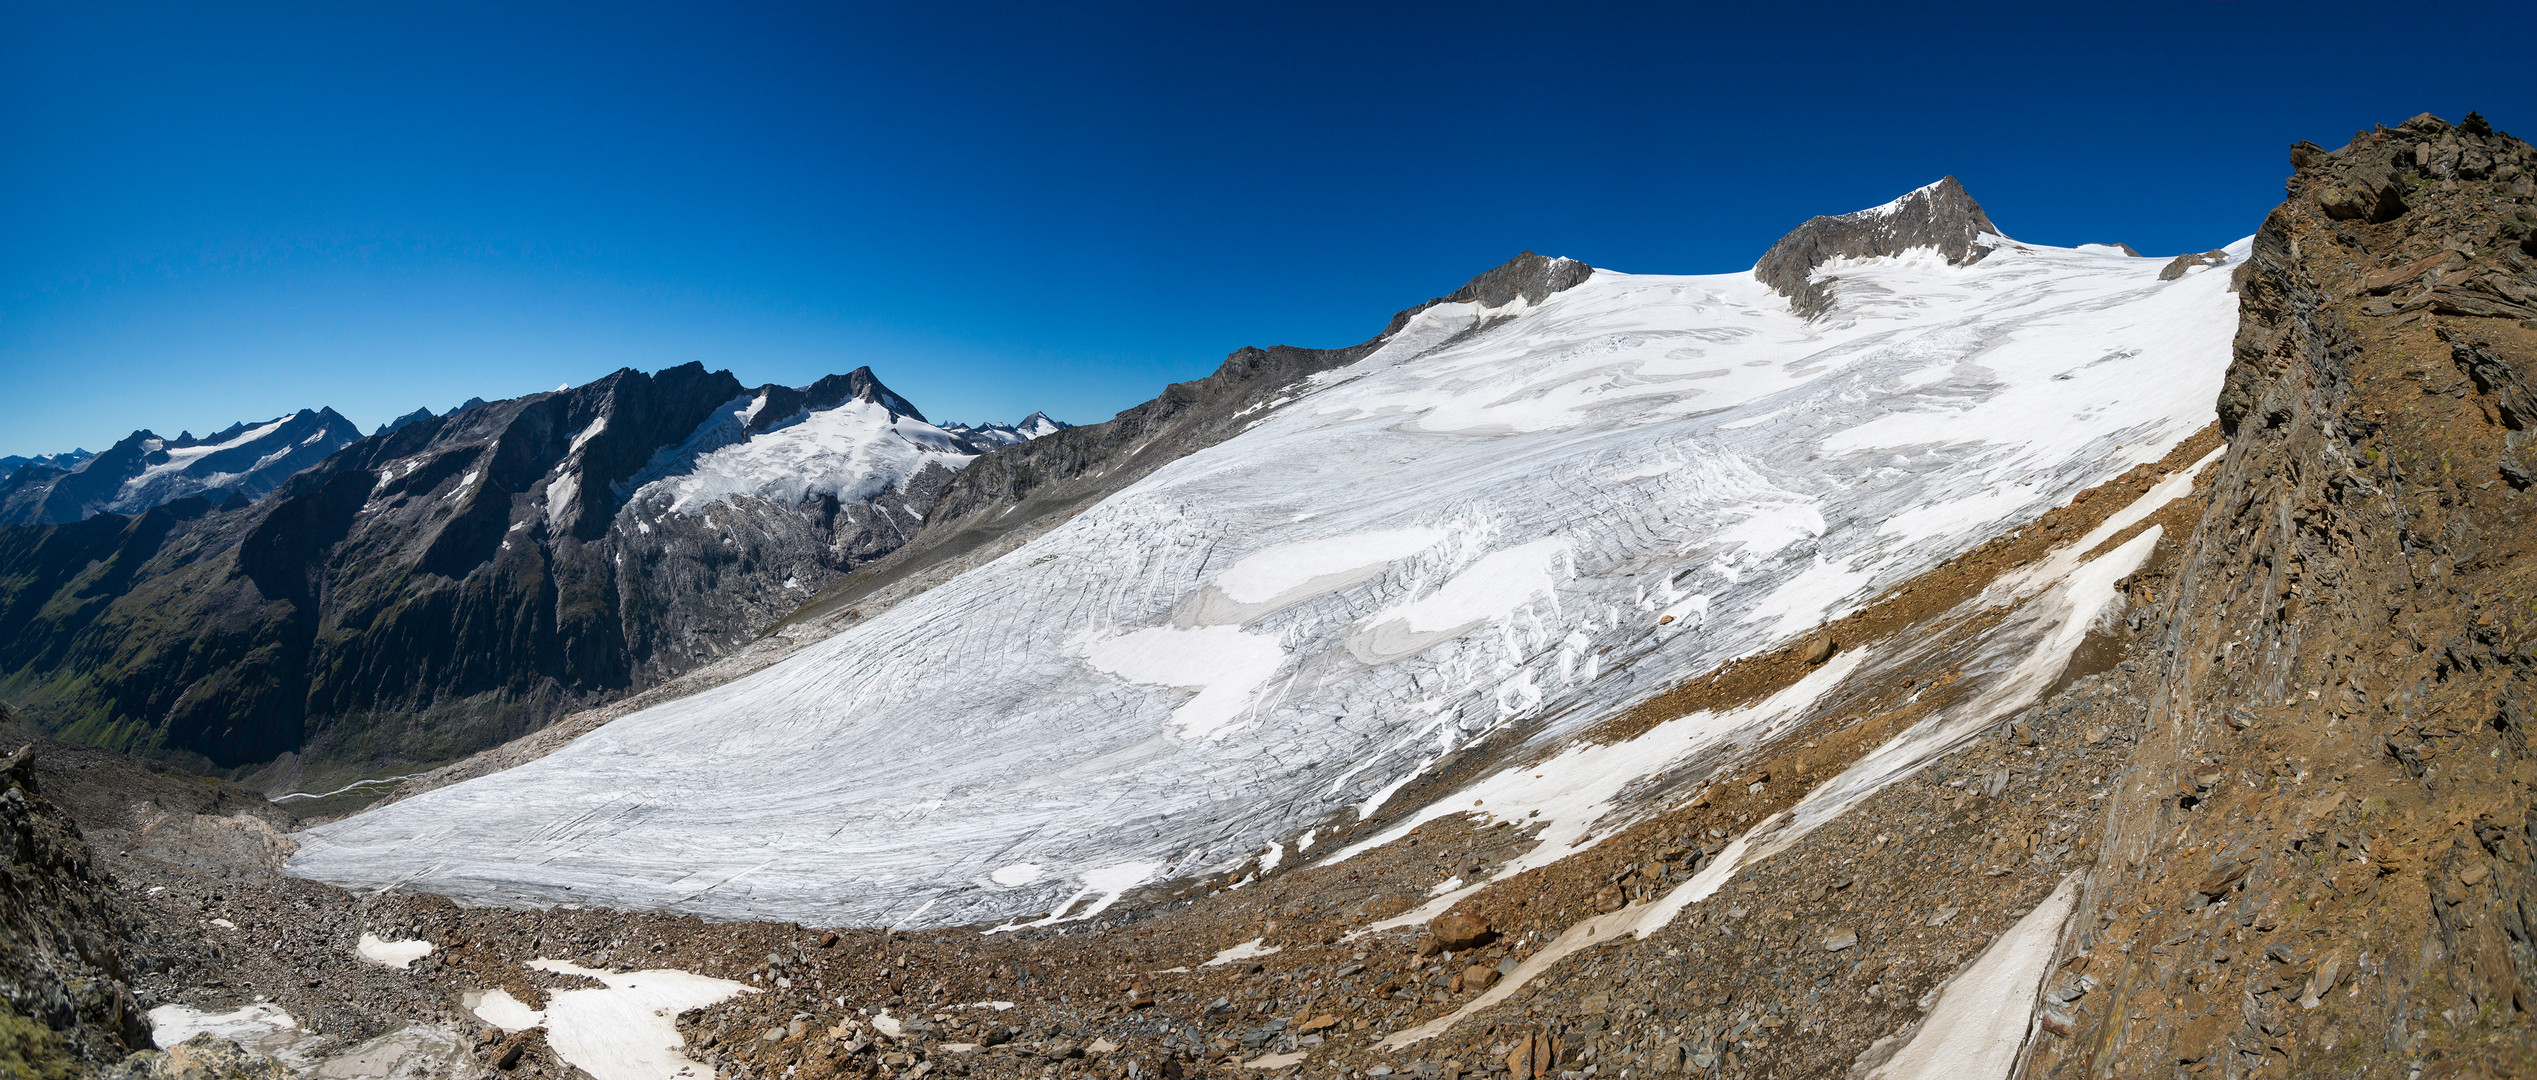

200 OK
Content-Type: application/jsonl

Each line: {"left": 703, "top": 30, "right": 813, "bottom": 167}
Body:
{"left": 3, "top": 1, "right": 2529, "bottom": 457}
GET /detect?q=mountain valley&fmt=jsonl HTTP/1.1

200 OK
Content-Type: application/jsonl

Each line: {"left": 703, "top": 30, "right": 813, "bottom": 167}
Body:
{"left": 5, "top": 110, "right": 2536, "bottom": 1080}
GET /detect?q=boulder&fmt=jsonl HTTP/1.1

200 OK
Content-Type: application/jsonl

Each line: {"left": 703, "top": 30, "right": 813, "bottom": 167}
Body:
{"left": 1427, "top": 913, "right": 1496, "bottom": 950}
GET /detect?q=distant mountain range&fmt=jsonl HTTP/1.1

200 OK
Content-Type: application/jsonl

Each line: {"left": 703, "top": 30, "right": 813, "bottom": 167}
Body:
{"left": 0, "top": 449, "right": 95, "bottom": 483}
{"left": 944, "top": 411, "right": 1070, "bottom": 448}
{"left": 0, "top": 411, "right": 363, "bottom": 525}
{"left": 0, "top": 366, "right": 1062, "bottom": 773}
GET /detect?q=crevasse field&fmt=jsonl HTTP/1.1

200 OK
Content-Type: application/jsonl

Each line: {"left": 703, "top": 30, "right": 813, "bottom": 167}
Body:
{"left": 290, "top": 232, "right": 2248, "bottom": 929}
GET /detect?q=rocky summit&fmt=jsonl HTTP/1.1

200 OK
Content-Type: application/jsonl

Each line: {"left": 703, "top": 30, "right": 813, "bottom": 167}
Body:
{"left": 1750, "top": 176, "right": 2002, "bottom": 320}
{"left": 4, "top": 111, "right": 2536, "bottom": 1080}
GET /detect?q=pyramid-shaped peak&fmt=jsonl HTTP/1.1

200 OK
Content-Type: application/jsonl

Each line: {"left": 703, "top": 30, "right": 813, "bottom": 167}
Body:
{"left": 1754, "top": 176, "right": 2005, "bottom": 319}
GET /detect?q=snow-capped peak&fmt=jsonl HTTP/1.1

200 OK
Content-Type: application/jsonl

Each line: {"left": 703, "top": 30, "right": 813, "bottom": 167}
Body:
{"left": 944, "top": 412, "right": 1073, "bottom": 451}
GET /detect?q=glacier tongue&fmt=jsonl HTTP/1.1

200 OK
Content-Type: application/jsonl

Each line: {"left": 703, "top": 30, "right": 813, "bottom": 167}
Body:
{"left": 288, "top": 236, "right": 2247, "bottom": 929}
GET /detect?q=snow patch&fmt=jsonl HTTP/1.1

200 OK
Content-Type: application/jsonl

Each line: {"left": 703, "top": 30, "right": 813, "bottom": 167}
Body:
{"left": 1855, "top": 875, "right": 2080, "bottom": 1080}
{"left": 1081, "top": 625, "right": 1287, "bottom": 740}
{"left": 354, "top": 932, "right": 434, "bottom": 969}
{"left": 470, "top": 959, "right": 751, "bottom": 1080}
{"left": 1203, "top": 938, "right": 1283, "bottom": 967}
{"left": 1215, "top": 528, "right": 1445, "bottom": 605}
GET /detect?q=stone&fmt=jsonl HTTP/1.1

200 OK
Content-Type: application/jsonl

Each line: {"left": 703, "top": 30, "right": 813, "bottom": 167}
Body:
{"left": 1463, "top": 964, "right": 1500, "bottom": 992}
{"left": 1822, "top": 928, "right": 1859, "bottom": 951}
{"left": 1428, "top": 914, "right": 1496, "bottom": 950}
{"left": 1800, "top": 636, "right": 1836, "bottom": 665}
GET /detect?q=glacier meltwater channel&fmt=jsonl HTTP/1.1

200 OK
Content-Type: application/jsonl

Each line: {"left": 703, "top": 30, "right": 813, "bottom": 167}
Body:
{"left": 290, "top": 236, "right": 2248, "bottom": 929}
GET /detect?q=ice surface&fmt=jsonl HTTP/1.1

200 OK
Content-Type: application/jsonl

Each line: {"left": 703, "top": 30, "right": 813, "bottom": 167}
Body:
{"left": 1080, "top": 625, "right": 1287, "bottom": 739}
{"left": 1214, "top": 529, "right": 1446, "bottom": 605}
{"left": 292, "top": 235, "right": 2245, "bottom": 929}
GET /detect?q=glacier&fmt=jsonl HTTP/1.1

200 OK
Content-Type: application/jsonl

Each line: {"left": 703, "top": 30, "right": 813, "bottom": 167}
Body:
{"left": 288, "top": 231, "right": 2248, "bottom": 929}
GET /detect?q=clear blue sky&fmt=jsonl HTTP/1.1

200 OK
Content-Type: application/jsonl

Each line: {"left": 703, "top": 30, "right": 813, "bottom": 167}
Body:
{"left": 3, "top": 1, "right": 2529, "bottom": 457}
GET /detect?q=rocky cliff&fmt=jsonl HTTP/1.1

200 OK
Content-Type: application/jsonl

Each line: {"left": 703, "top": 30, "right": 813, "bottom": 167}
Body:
{"left": 2019, "top": 111, "right": 2537, "bottom": 1078}
{"left": 0, "top": 713, "right": 152, "bottom": 1076}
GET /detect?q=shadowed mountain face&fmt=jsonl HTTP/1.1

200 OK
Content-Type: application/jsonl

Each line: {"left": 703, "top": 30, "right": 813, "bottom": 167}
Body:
{"left": 0, "top": 409, "right": 363, "bottom": 525}
{"left": 0, "top": 363, "right": 1044, "bottom": 775}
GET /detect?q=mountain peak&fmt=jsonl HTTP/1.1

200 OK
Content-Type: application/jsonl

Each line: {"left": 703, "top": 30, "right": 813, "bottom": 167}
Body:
{"left": 802, "top": 366, "right": 924, "bottom": 424}
{"left": 1378, "top": 251, "right": 1595, "bottom": 339}
{"left": 1753, "top": 176, "right": 2004, "bottom": 319}
{"left": 1447, "top": 250, "right": 1595, "bottom": 310}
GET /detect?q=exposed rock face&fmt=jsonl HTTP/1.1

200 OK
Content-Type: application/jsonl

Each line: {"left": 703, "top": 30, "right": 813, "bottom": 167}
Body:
{"left": 779, "top": 251, "right": 1592, "bottom": 631}
{"left": 1751, "top": 176, "right": 2002, "bottom": 318}
{"left": 0, "top": 410, "right": 362, "bottom": 526}
{"left": 0, "top": 725, "right": 151, "bottom": 1074}
{"left": 0, "top": 364, "right": 1022, "bottom": 777}
{"left": 2025, "top": 111, "right": 2537, "bottom": 1077}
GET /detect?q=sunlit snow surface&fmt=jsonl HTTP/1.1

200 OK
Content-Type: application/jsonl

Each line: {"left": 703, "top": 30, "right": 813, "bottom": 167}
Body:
{"left": 291, "top": 240, "right": 2247, "bottom": 928}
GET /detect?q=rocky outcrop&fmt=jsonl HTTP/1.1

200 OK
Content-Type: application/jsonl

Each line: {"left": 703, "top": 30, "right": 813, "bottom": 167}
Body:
{"left": 0, "top": 364, "right": 1018, "bottom": 778}
{"left": 778, "top": 251, "right": 1592, "bottom": 631}
{"left": 2024, "top": 111, "right": 2537, "bottom": 1078}
{"left": 2159, "top": 248, "right": 2232, "bottom": 281}
{"left": 1752, "top": 176, "right": 2002, "bottom": 319}
{"left": 0, "top": 410, "right": 362, "bottom": 526}
{"left": 0, "top": 726, "right": 151, "bottom": 1074}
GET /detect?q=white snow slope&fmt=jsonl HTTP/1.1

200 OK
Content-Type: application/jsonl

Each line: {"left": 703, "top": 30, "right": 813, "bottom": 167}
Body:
{"left": 290, "top": 232, "right": 2247, "bottom": 929}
